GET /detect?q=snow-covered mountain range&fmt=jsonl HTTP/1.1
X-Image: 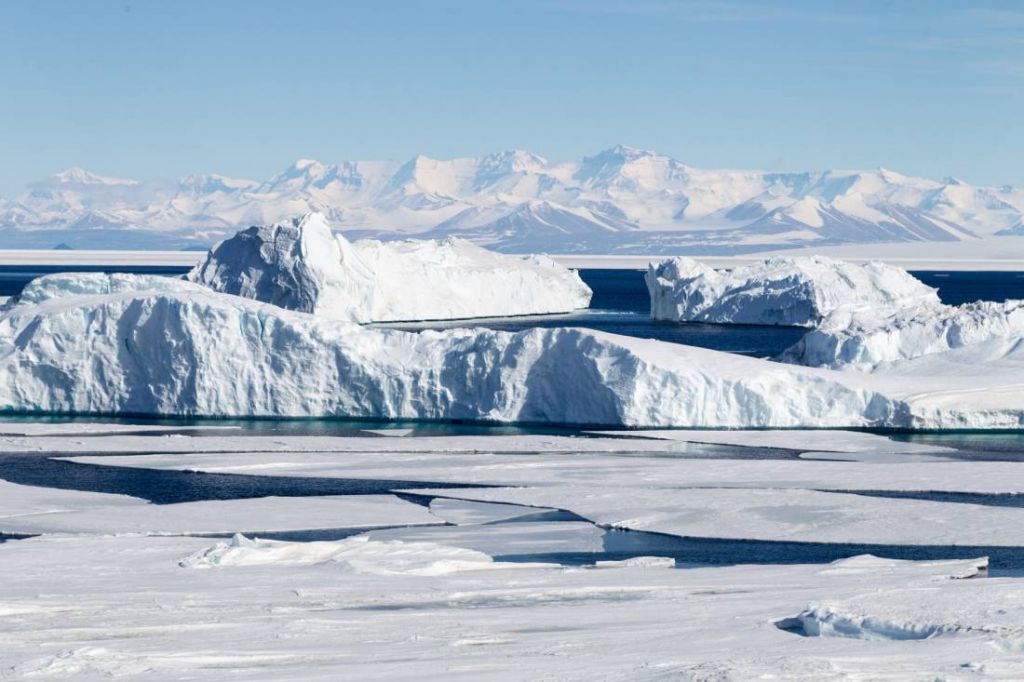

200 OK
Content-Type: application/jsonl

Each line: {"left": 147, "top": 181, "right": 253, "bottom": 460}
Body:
{"left": 3, "top": 146, "right": 1023, "bottom": 253}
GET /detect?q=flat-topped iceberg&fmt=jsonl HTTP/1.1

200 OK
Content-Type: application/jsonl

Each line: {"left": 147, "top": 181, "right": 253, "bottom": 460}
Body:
{"left": 187, "top": 212, "right": 591, "bottom": 323}
{"left": 646, "top": 256, "right": 938, "bottom": 327}
{"left": 0, "top": 271, "right": 911, "bottom": 427}
{"left": 784, "top": 298, "right": 1024, "bottom": 370}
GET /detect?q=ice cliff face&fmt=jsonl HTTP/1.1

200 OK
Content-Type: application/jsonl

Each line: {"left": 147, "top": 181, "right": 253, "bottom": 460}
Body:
{"left": 186, "top": 213, "right": 374, "bottom": 321}
{"left": 784, "top": 299, "right": 1024, "bottom": 370}
{"left": 188, "top": 213, "right": 591, "bottom": 323}
{"left": 0, "top": 273, "right": 906, "bottom": 427}
{"left": 646, "top": 256, "right": 939, "bottom": 327}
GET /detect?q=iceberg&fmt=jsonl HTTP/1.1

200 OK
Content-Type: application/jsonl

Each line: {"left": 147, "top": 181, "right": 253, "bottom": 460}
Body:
{"left": 784, "top": 298, "right": 1024, "bottom": 370}
{"left": 646, "top": 256, "right": 938, "bottom": 327}
{"left": 0, "top": 271, "right": 907, "bottom": 427}
{"left": 187, "top": 212, "right": 592, "bottom": 323}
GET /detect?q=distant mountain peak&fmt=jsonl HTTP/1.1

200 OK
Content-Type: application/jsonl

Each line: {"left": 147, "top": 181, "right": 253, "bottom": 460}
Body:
{"left": 50, "top": 167, "right": 137, "bottom": 186}
{"left": 292, "top": 158, "right": 323, "bottom": 170}
{"left": 179, "top": 174, "right": 256, "bottom": 194}
{"left": 606, "top": 144, "right": 657, "bottom": 158}
{"left": 479, "top": 149, "right": 548, "bottom": 173}
{"left": 3, "top": 148, "right": 1022, "bottom": 253}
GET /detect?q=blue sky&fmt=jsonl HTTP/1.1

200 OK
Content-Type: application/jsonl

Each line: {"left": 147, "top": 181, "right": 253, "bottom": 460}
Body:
{"left": 1, "top": 0, "right": 1022, "bottom": 194}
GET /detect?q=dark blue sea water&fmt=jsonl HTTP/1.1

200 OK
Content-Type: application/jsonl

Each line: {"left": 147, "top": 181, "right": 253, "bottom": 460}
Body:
{"left": 383, "top": 268, "right": 1024, "bottom": 357}
{"left": 2, "top": 265, "right": 1021, "bottom": 356}
{"left": 0, "top": 264, "right": 192, "bottom": 297}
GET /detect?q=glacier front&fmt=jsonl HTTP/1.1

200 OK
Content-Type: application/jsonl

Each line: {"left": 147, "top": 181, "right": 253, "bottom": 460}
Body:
{"left": 4, "top": 267, "right": 1024, "bottom": 428}
{"left": 0, "top": 271, "right": 911, "bottom": 427}
{"left": 646, "top": 256, "right": 939, "bottom": 327}
{"left": 187, "top": 212, "right": 592, "bottom": 323}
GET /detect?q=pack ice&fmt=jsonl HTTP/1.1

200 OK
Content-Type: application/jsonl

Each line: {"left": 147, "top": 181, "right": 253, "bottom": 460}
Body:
{"left": 646, "top": 255, "right": 938, "bottom": 327}
{"left": 187, "top": 212, "right": 592, "bottom": 322}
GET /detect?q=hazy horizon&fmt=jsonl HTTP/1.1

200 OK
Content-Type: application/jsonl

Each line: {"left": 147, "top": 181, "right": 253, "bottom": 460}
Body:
{"left": 2, "top": 0, "right": 1023, "bottom": 195}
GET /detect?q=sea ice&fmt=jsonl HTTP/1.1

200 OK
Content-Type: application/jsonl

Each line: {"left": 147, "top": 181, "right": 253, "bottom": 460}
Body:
{"left": 415, "top": 485, "right": 1024, "bottom": 546}
{"left": 0, "top": 533, "right": 1015, "bottom": 680}
{"left": 0, "top": 493, "right": 438, "bottom": 536}
{"left": 59, "top": 434, "right": 1024, "bottom": 495}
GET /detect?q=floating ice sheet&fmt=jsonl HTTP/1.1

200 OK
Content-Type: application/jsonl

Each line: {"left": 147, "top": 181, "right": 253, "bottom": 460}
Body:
{"left": 0, "top": 533, "right": 1011, "bottom": 680}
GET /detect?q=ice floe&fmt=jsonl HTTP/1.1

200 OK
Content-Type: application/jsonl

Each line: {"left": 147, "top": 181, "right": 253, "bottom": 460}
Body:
{"left": 0, "top": 479, "right": 146, "bottom": 522}
{"left": 0, "top": 490, "right": 437, "bottom": 536}
{"left": 0, "top": 533, "right": 1015, "bottom": 680}
{"left": 419, "top": 485, "right": 1024, "bottom": 546}
{"left": 60, "top": 436, "right": 1024, "bottom": 495}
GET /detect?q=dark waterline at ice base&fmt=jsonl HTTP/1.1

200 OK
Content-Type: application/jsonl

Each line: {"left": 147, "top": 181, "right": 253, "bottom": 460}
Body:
{"left": 2, "top": 266, "right": 1023, "bottom": 356}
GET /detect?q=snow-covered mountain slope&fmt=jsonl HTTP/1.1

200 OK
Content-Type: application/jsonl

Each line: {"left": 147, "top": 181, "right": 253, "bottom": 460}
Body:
{"left": 188, "top": 213, "right": 591, "bottom": 322}
{"left": 646, "top": 256, "right": 939, "bottom": 327}
{"left": 3, "top": 146, "right": 1022, "bottom": 253}
{"left": 3, "top": 270, "right": 1024, "bottom": 428}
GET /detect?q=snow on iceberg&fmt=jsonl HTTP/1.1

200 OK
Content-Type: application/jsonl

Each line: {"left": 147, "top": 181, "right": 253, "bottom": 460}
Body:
{"left": 187, "top": 212, "right": 592, "bottom": 323}
{"left": 0, "top": 272, "right": 907, "bottom": 427}
{"left": 646, "top": 256, "right": 938, "bottom": 327}
{"left": 783, "top": 298, "right": 1024, "bottom": 370}
{"left": 186, "top": 212, "right": 375, "bottom": 322}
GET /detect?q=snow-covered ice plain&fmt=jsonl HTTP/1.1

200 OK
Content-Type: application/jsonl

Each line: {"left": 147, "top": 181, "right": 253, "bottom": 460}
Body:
{"left": 3, "top": 424, "right": 1024, "bottom": 679}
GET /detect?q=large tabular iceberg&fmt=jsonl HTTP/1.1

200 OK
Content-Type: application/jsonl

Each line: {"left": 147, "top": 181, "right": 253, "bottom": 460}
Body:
{"left": 187, "top": 212, "right": 592, "bottom": 323}
{"left": 646, "top": 256, "right": 938, "bottom": 327}
{"left": 784, "top": 299, "right": 1024, "bottom": 370}
{"left": 0, "top": 272, "right": 911, "bottom": 427}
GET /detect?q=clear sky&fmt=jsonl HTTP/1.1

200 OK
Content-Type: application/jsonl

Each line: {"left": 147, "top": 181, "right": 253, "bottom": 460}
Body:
{"left": 1, "top": 0, "right": 1022, "bottom": 194}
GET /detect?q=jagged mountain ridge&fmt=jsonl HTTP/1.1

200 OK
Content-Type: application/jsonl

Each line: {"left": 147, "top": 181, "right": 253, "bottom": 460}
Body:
{"left": 2, "top": 146, "right": 1022, "bottom": 253}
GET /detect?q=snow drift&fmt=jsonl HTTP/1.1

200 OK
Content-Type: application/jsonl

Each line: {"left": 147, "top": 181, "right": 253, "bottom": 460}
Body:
{"left": 179, "top": 533, "right": 539, "bottom": 575}
{"left": 0, "top": 271, "right": 910, "bottom": 427}
{"left": 187, "top": 212, "right": 592, "bottom": 323}
{"left": 646, "top": 256, "right": 938, "bottom": 327}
